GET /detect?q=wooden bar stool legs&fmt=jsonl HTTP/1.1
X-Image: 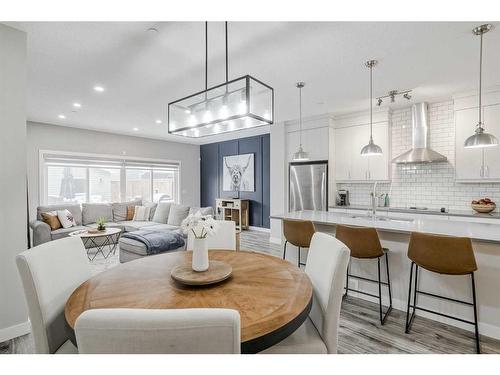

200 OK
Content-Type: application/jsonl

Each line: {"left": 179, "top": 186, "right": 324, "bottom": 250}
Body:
{"left": 405, "top": 261, "right": 481, "bottom": 353}
{"left": 344, "top": 251, "right": 393, "bottom": 325}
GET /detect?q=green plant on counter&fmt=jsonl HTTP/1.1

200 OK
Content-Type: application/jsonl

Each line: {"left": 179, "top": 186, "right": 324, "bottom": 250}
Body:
{"left": 96, "top": 217, "right": 107, "bottom": 231}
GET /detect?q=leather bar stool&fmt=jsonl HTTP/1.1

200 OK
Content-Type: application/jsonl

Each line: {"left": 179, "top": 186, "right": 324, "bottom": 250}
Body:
{"left": 282, "top": 219, "right": 315, "bottom": 267}
{"left": 336, "top": 224, "right": 392, "bottom": 325}
{"left": 405, "top": 232, "right": 480, "bottom": 353}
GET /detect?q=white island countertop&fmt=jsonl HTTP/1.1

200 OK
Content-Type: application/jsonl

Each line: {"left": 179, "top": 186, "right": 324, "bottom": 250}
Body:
{"left": 271, "top": 210, "right": 500, "bottom": 243}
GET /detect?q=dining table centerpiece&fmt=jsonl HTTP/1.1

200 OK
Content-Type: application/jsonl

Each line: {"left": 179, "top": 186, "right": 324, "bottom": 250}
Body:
{"left": 181, "top": 212, "right": 218, "bottom": 272}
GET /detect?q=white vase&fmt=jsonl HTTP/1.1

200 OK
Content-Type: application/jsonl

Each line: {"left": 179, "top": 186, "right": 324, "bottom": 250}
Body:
{"left": 192, "top": 237, "right": 209, "bottom": 272}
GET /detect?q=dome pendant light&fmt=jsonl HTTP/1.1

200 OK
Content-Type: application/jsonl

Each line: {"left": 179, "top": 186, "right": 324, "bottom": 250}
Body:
{"left": 361, "top": 60, "right": 383, "bottom": 156}
{"left": 464, "top": 24, "right": 498, "bottom": 148}
{"left": 293, "top": 82, "right": 310, "bottom": 161}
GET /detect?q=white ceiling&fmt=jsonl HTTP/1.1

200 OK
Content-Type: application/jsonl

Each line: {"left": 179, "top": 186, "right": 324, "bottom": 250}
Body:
{"left": 8, "top": 21, "right": 500, "bottom": 144}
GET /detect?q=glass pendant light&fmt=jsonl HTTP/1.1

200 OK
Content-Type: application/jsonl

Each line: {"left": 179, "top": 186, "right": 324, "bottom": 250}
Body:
{"left": 293, "top": 82, "right": 310, "bottom": 161}
{"left": 361, "top": 60, "right": 383, "bottom": 156}
{"left": 464, "top": 24, "right": 498, "bottom": 148}
{"left": 168, "top": 22, "right": 274, "bottom": 138}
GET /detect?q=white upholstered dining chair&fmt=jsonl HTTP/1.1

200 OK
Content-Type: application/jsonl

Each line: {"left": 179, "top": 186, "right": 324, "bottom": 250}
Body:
{"left": 186, "top": 220, "right": 237, "bottom": 251}
{"left": 16, "top": 237, "right": 91, "bottom": 354}
{"left": 262, "top": 232, "right": 350, "bottom": 354}
{"left": 75, "top": 308, "right": 241, "bottom": 354}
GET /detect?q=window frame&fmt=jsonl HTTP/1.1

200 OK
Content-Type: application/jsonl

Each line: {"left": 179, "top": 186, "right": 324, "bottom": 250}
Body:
{"left": 39, "top": 150, "right": 181, "bottom": 205}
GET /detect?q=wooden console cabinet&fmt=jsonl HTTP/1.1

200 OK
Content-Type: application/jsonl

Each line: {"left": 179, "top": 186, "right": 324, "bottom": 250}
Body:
{"left": 216, "top": 198, "right": 249, "bottom": 231}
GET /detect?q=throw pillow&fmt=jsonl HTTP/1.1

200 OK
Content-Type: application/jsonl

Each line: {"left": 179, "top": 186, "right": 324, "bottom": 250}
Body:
{"left": 152, "top": 202, "right": 172, "bottom": 224}
{"left": 112, "top": 199, "right": 142, "bottom": 222}
{"left": 133, "top": 205, "right": 151, "bottom": 221}
{"left": 167, "top": 204, "right": 190, "bottom": 226}
{"left": 57, "top": 209, "right": 77, "bottom": 229}
{"left": 41, "top": 211, "right": 62, "bottom": 230}
{"left": 126, "top": 205, "right": 135, "bottom": 221}
{"left": 144, "top": 202, "right": 158, "bottom": 221}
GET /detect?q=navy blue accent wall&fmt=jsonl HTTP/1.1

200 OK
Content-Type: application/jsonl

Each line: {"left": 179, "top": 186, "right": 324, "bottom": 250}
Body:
{"left": 200, "top": 134, "right": 270, "bottom": 228}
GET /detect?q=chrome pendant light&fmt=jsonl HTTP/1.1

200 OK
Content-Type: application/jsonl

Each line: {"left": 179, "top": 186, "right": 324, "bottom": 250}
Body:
{"left": 293, "top": 82, "right": 310, "bottom": 161}
{"left": 464, "top": 24, "right": 498, "bottom": 149}
{"left": 361, "top": 60, "right": 383, "bottom": 156}
{"left": 168, "top": 22, "right": 274, "bottom": 138}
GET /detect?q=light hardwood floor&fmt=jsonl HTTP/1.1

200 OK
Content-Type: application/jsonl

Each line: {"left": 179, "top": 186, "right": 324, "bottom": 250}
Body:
{"left": 2, "top": 229, "right": 500, "bottom": 354}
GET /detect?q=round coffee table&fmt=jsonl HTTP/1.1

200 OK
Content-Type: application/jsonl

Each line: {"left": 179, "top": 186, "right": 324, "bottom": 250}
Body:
{"left": 69, "top": 227, "right": 122, "bottom": 261}
{"left": 65, "top": 250, "right": 313, "bottom": 353}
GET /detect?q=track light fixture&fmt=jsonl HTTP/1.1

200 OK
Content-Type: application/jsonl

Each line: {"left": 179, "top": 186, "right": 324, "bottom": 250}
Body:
{"left": 376, "top": 89, "right": 412, "bottom": 106}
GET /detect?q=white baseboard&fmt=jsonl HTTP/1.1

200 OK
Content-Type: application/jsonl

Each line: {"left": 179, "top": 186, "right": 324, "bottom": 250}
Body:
{"left": 269, "top": 237, "right": 281, "bottom": 245}
{"left": 0, "top": 321, "right": 30, "bottom": 343}
{"left": 248, "top": 226, "right": 270, "bottom": 233}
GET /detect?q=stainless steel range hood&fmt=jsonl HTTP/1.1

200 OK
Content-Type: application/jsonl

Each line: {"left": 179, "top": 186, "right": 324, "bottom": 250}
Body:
{"left": 392, "top": 102, "right": 447, "bottom": 164}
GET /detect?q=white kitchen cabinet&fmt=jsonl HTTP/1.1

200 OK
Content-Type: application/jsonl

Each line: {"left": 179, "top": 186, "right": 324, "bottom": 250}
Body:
{"left": 334, "top": 126, "right": 352, "bottom": 180}
{"left": 368, "top": 122, "right": 390, "bottom": 180}
{"left": 334, "top": 122, "right": 390, "bottom": 182}
{"left": 287, "top": 126, "right": 330, "bottom": 162}
{"left": 455, "top": 107, "right": 483, "bottom": 180}
{"left": 483, "top": 104, "right": 500, "bottom": 179}
{"left": 455, "top": 103, "right": 500, "bottom": 182}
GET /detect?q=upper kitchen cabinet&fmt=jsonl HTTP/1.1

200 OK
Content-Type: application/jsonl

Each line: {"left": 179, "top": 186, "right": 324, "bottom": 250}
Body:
{"left": 333, "top": 109, "right": 391, "bottom": 183}
{"left": 454, "top": 89, "right": 500, "bottom": 182}
{"left": 286, "top": 118, "right": 331, "bottom": 161}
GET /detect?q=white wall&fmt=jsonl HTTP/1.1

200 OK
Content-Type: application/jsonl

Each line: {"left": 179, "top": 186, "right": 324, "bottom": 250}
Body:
{"left": 0, "top": 24, "right": 29, "bottom": 342}
{"left": 270, "top": 122, "right": 286, "bottom": 242}
{"left": 26, "top": 122, "right": 201, "bottom": 220}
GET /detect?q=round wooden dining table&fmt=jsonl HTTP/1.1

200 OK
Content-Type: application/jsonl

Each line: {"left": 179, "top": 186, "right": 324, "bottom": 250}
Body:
{"left": 65, "top": 250, "right": 313, "bottom": 353}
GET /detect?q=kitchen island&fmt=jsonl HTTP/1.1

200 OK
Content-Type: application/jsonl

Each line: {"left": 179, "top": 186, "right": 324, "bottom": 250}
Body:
{"left": 271, "top": 210, "right": 500, "bottom": 341}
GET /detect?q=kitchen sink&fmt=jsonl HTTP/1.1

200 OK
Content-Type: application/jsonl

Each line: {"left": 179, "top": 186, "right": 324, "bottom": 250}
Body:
{"left": 349, "top": 215, "right": 414, "bottom": 223}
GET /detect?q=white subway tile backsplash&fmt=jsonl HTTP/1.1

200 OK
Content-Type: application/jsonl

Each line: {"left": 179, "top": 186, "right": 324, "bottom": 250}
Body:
{"left": 338, "top": 101, "right": 500, "bottom": 211}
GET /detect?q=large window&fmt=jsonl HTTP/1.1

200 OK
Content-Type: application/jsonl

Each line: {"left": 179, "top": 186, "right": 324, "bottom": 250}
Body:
{"left": 41, "top": 152, "right": 180, "bottom": 205}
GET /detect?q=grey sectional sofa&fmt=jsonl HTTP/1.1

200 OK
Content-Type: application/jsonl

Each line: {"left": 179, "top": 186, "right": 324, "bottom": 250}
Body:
{"left": 30, "top": 201, "right": 213, "bottom": 262}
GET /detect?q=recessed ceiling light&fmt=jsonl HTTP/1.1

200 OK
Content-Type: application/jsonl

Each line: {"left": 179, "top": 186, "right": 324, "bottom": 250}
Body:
{"left": 93, "top": 85, "right": 105, "bottom": 92}
{"left": 147, "top": 27, "right": 159, "bottom": 33}
{"left": 155, "top": 119, "right": 162, "bottom": 124}
{"left": 73, "top": 102, "right": 81, "bottom": 108}
{"left": 133, "top": 127, "right": 139, "bottom": 131}
{"left": 58, "top": 114, "right": 66, "bottom": 119}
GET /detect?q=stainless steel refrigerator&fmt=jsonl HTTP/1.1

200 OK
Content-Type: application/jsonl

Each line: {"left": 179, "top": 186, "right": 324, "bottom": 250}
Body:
{"left": 289, "top": 160, "right": 328, "bottom": 212}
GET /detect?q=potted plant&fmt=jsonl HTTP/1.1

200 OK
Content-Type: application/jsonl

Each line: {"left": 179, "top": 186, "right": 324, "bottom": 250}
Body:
{"left": 181, "top": 212, "right": 218, "bottom": 272}
{"left": 96, "top": 217, "right": 107, "bottom": 232}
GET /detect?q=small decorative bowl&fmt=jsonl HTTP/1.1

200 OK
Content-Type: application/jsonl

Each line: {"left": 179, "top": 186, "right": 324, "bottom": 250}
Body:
{"left": 471, "top": 203, "right": 496, "bottom": 214}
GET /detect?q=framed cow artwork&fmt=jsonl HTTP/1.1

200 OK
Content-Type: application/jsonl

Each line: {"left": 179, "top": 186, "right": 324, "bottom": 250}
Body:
{"left": 223, "top": 153, "right": 255, "bottom": 192}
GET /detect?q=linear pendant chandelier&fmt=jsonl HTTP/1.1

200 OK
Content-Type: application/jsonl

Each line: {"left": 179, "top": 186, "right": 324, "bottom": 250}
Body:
{"left": 168, "top": 22, "right": 274, "bottom": 138}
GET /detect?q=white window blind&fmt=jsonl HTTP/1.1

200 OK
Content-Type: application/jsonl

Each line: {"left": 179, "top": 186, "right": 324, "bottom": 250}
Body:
{"left": 41, "top": 152, "right": 180, "bottom": 205}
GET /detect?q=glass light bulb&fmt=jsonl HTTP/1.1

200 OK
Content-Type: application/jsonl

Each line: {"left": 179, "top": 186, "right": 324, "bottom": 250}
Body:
{"left": 218, "top": 104, "right": 229, "bottom": 120}
{"left": 203, "top": 110, "right": 212, "bottom": 123}
{"left": 193, "top": 128, "right": 200, "bottom": 137}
